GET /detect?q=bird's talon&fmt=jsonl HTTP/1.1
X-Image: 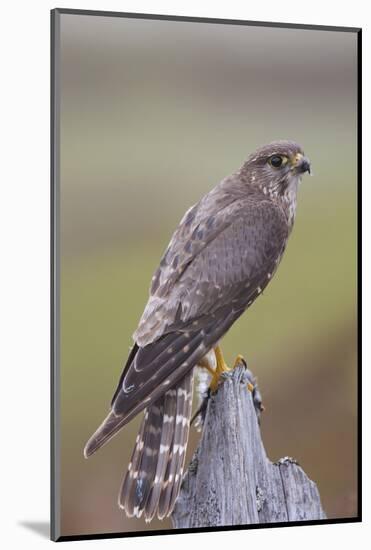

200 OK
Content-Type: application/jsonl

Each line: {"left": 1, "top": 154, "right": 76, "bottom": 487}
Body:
{"left": 202, "top": 346, "right": 250, "bottom": 393}
{"left": 233, "top": 354, "right": 246, "bottom": 369}
{"left": 214, "top": 345, "right": 230, "bottom": 374}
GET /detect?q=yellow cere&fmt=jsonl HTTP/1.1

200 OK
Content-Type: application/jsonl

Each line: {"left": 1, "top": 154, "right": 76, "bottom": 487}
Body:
{"left": 292, "top": 152, "right": 304, "bottom": 166}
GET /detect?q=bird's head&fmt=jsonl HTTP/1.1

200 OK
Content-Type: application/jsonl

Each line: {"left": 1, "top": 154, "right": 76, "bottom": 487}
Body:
{"left": 240, "top": 140, "right": 311, "bottom": 198}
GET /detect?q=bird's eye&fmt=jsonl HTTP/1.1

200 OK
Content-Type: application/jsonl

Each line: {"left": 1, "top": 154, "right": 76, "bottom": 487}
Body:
{"left": 269, "top": 155, "right": 286, "bottom": 168}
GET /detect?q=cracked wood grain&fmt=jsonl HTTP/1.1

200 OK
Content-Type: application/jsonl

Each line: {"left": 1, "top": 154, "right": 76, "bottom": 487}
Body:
{"left": 172, "top": 364, "right": 326, "bottom": 528}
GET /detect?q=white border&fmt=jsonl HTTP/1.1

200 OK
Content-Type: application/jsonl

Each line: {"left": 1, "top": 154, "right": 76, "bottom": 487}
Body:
{"left": 1, "top": 1, "right": 368, "bottom": 548}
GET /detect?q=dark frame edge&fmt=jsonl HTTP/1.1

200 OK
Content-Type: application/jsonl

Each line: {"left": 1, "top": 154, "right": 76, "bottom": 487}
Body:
{"left": 356, "top": 27, "right": 362, "bottom": 523}
{"left": 55, "top": 517, "right": 361, "bottom": 543}
{"left": 50, "top": 7, "right": 55, "bottom": 542}
{"left": 53, "top": 7, "right": 361, "bottom": 33}
{"left": 51, "top": 7, "right": 61, "bottom": 543}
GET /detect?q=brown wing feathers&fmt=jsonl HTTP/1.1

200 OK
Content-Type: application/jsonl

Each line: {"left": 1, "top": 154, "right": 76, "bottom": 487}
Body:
{"left": 158, "top": 371, "right": 194, "bottom": 518}
{"left": 144, "top": 387, "right": 178, "bottom": 520}
{"left": 114, "top": 332, "right": 200, "bottom": 411}
{"left": 119, "top": 371, "right": 194, "bottom": 521}
{"left": 84, "top": 329, "right": 203, "bottom": 459}
{"left": 84, "top": 301, "right": 249, "bottom": 461}
{"left": 119, "top": 398, "right": 165, "bottom": 517}
{"left": 83, "top": 188, "right": 290, "bottom": 520}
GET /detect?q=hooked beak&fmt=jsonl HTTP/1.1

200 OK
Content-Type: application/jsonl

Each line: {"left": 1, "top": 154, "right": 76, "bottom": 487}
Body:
{"left": 298, "top": 156, "right": 311, "bottom": 174}
{"left": 292, "top": 153, "right": 311, "bottom": 175}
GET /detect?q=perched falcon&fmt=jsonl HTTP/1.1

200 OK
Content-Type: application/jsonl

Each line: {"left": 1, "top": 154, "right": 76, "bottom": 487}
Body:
{"left": 84, "top": 140, "right": 311, "bottom": 522}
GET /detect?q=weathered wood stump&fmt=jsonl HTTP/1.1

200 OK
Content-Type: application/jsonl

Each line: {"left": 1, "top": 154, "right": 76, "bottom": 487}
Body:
{"left": 172, "top": 364, "right": 326, "bottom": 528}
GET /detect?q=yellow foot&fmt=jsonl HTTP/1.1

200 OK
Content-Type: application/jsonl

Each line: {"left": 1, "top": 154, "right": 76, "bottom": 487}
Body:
{"left": 207, "top": 345, "right": 229, "bottom": 392}
{"left": 199, "top": 346, "right": 250, "bottom": 393}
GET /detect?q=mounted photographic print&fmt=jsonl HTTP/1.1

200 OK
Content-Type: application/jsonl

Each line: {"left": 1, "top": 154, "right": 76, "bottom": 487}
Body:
{"left": 51, "top": 8, "right": 361, "bottom": 542}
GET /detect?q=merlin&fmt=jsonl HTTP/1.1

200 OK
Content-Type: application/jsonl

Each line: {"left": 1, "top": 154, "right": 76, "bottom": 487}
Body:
{"left": 84, "top": 140, "right": 311, "bottom": 522}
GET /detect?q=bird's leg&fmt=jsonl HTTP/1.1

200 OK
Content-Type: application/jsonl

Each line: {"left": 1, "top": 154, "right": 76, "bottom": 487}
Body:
{"left": 198, "top": 360, "right": 219, "bottom": 393}
{"left": 207, "top": 345, "right": 231, "bottom": 392}
{"left": 199, "top": 346, "right": 248, "bottom": 393}
{"left": 214, "top": 344, "right": 231, "bottom": 373}
{"left": 197, "top": 348, "right": 225, "bottom": 393}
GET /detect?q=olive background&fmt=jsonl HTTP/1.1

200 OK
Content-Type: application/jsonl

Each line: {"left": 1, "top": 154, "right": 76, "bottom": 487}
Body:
{"left": 58, "top": 13, "right": 358, "bottom": 536}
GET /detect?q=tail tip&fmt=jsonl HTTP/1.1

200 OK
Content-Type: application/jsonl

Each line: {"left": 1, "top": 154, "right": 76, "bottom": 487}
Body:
{"left": 83, "top": 439, "right": 96, "bottom": 459}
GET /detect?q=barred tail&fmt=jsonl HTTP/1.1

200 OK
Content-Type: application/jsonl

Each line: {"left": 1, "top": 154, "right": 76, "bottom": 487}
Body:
{"left": 118, "top": 371, "right": 194, "bottom": 521}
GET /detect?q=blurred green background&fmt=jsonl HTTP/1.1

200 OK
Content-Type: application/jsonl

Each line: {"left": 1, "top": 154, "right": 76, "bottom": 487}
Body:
{"left": 58, "top": 13, "right": 358, "bottom": 536}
